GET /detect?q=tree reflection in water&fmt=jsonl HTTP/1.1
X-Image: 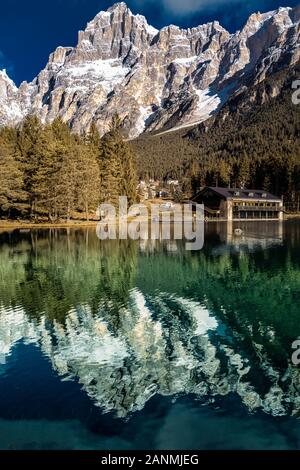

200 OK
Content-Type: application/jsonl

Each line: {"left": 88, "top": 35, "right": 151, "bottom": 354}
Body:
{"left": 0, "top": 223, "right": 300, "bottom": 419}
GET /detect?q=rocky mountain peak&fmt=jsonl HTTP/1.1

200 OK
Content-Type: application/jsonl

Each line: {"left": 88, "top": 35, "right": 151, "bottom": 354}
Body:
{"left": 108, "top": 1, "right": 130, "bottom": 13}
{"left": 0, "top": 69, "right": 17, "bottom": 94}
{"left": 0, "top": 3, "right": 299, "bottom": 138}
{"left": 0, "top": 70, "right": 24, "bottom": 127}
{"left": 74, "top": 1, "right": 157, "bottom": 64}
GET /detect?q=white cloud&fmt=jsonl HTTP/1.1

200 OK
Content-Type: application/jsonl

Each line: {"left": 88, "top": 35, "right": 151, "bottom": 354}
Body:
{"left": 132, "top": 0, "right": 243, "bottom": 17}
{"left": 162, "top": 0, "right": 239, "bottom": 15}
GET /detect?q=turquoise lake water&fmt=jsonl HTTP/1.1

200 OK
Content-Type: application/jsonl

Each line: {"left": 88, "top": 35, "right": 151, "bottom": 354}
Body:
{"left": 1, "top": 221, "right": 300, "bottom": 449}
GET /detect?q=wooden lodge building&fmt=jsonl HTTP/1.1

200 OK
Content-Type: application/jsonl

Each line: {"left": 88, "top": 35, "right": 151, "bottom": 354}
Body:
{"left": 192, "top": 187, "right": 283, "bottom": 221}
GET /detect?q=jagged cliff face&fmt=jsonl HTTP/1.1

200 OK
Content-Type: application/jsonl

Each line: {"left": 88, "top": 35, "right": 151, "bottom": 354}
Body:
{"left": 0, "top": 70, "right": 23, "bottom": 127}
{"left": 0, "top": 2, "right": 300, "bottom": 138}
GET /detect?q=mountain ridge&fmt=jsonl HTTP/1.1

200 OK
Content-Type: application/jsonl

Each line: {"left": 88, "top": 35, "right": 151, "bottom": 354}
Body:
{"left": 0, "top": 2, "right": 299, "bottom": 138}
{"left": 132, "top": 57, "right": 300, "bottom": 207}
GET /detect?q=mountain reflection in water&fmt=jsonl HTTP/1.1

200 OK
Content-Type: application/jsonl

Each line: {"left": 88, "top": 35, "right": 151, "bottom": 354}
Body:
{"left": 1, "top": 221, "right": 300, "bottom": 424}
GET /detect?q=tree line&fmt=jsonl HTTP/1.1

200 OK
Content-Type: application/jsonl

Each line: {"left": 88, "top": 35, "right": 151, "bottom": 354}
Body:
{"left": 133, "top": 61, "right": 300, "bottom": 207}
{"left": 1, "top": 60, "right": 299, "bottom": 218}
{"left": 0, "top": 115, "right": 137, "bottom": 221}
{"left": 184, "top": 74, "right": 300, "bottom": 205}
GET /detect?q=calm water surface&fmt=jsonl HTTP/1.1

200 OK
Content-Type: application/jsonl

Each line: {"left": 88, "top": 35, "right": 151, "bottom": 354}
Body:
{"left": 1, "top": 221, "right": 300, "bottom": 450}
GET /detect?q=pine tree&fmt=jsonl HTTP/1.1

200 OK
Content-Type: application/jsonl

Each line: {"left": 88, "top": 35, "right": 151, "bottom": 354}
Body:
{"left": 120, "top": 141, "right": 137, "bottom": 205}
{"left": 17, "top": 115, "right": 42, "bottom": 215}
{"left": 0, "top": 129, "right": 27, "bottom": 216}
{"left": 31, "top": 119, "right": 79, "bottom": 221}
{"left": 99, "top": 135, "right": 122, "bottom": 208}
{"left": 263, "top": 174, "right": 272, "bottom": 193}
{"left": 29, "top": 124, "right": 55, "bottom": 218}
{"left": 76, "top": 141, "right": 101, "bottom": 220}
{"left": 99, "top": 115, "right": 138, "bottom": 207}
{"left": 87, "top": 122, "right": 101, "bottom": 150}
{"left": 238, "top": 154, "right": 251, "bottom": 188}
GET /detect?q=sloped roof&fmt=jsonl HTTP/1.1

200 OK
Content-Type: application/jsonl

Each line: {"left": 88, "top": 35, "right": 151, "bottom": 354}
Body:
{"left": 197, "top": 187, "right": 282, "bottom": 202}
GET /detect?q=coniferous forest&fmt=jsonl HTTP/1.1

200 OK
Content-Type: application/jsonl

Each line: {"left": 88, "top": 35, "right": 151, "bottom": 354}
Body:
{"left": 0, "top": 114, "right": 137, "bottom": 221}
{"left": 1, "top": 62, "right": 300, "bottom": 220}
{"left": 133, "top": 61, "right": 300, "bottom": 209}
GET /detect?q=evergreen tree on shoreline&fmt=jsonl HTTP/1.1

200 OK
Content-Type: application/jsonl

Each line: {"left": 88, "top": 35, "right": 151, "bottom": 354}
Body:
{"left": 17, "top": 115, "right": 42, "bottom": 215}
{"left": 76, "top": 139, "right": 101, "bottom": 221}
{"left": 0, "top": 115, "right": 137, "bottom": 221}
{"left": 99, "top": 115, "right": 137, "bottom": 208}
{"left": 0, "top": 128, "right": 27, "bottom": 216}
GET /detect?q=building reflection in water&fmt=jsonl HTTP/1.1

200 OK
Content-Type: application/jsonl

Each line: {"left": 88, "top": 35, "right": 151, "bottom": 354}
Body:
{"left": 0, "top": 224, "right": 299, "bottom": 419}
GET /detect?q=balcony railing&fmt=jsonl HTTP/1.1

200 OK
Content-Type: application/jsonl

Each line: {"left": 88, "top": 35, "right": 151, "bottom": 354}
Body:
{"left": 234, "top": 205, "right": 282, "bottom": 212}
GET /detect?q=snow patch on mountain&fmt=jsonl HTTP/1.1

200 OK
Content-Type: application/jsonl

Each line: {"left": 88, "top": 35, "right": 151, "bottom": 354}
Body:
{"left": 0, "top": 3, "right": 299, "bottom": 137}
{"left": 195, "top": 88, "right": 221, "bottom": 121}
{"left": 173, "top": 56, "right": 197, "bottom": 66}
{"left": 58, "top": 59, "right": 130, "bottom": 94}
{"left": 134, "top": 105, "right": 154, "bottom": 137}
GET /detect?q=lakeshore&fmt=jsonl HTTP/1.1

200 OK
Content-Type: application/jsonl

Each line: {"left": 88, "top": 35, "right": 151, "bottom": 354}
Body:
{"left": 1, "top": 213, "right": 300, "bottom": 230}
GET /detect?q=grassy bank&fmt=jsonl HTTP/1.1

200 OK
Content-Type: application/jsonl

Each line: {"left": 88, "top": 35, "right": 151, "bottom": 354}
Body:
{"left": 0, "top": 220, "right": 100, "bottom": 229}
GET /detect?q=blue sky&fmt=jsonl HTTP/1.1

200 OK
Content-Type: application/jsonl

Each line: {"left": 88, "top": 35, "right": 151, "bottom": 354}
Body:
{"left": 0, "top": 0, "right": 299, "bottom": 85}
